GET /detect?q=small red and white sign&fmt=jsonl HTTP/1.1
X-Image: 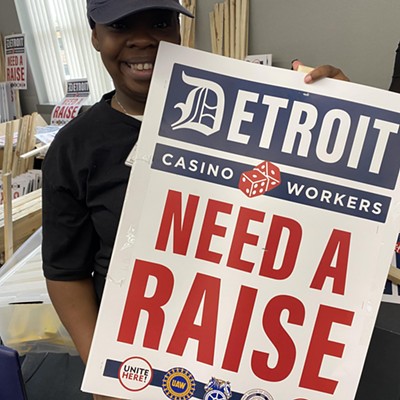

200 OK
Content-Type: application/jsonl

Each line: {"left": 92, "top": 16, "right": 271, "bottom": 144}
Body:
{"left": 51, "top": 79, "right": 90, "bottom": 126}
{"left": 5, "top": 33, "right": 27, "bottom": 90}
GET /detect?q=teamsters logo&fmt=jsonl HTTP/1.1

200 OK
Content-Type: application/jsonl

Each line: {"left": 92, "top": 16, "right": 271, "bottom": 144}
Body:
{"left": 203, "top": 377, "right": 232, "bottom": 400}
{"left": 162, "top": 367, "right": 196, "bottom": 400}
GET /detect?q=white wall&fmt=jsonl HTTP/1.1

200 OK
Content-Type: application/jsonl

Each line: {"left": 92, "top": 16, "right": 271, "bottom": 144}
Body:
{"left": 195, "top": 0, "right": 400, "bottom": 90}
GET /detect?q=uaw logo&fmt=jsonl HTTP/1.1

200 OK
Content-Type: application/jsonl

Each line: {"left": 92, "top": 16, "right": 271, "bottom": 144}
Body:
{"left": 172, "top": 72, "right": 224, "bottom": 136}
{"left": 241, "top": 388, "right": 274, "bottom": 400}
{"left": 203, "top": 377, "right": 232, "bottom": 400}
{"left": 162, "top": 367, "right": 196, "bottom": 400}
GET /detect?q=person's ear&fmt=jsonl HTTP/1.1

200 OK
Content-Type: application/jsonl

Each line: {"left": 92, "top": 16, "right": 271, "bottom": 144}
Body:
{"left": 91, "top": 29, "right": 100, "bottom": 52}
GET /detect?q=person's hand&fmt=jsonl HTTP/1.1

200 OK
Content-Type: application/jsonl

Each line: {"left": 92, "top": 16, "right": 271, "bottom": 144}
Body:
{"left": 292, "top": 59, "right": 350, "bottom": 83}
{"left": 93, "top": 394, "right": 123, "bottom": 400}
{"left": 304, "top": 64, "right": 349, "bottom": 83}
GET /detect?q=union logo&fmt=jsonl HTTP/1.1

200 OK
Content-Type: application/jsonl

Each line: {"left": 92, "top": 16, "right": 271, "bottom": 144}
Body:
{"left": 203, "top": 377, "right": 232, "bottom": 400}
{"left": 162, "top": 367, "right": 196, "bottom": 400}
{"left": 241, "top": 388, "right": 274, "bottom": 400}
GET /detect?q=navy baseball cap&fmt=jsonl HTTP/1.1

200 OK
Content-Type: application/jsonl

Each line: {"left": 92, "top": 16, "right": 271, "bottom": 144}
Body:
{"left": 87, "top": 0, "right": 194, "bottom": 26}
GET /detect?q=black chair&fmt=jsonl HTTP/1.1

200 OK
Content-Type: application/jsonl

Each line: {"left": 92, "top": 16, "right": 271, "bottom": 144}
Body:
{"left": 0, "top": 344, "right": 28, "bottom": 400}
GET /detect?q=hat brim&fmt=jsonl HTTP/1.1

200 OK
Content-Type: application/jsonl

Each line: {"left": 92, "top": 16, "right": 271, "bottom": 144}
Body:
{"left": 89, "top": 0, "right": 194, "bottom": 25}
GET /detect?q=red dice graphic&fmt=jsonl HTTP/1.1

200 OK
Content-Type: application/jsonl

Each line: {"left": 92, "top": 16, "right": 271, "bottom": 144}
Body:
{"left": 239, "top": 160, "right": 281, "bottom": 198}
{"left": 255, "top": 160, "right": 281, "bottom": 188}
{"left": 239, "top": 169, "right": 268, "bottom": 198}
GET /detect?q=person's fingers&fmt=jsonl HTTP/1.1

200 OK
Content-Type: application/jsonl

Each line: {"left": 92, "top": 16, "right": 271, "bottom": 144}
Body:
{"left": 291, "top": 59, "right": 303, "bottom": 71}
{"left": 304, "top": 64, "right": 350, "bottom": 83}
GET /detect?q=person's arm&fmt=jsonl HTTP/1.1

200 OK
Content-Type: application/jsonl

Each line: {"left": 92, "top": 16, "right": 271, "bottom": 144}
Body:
{"left": 389, "top": 41, "right": 400, "bottom": 93}
{"left": 46, "top": 278, "right": 99, "bottom": 364}
{"left": 47, "top": 278, "right": 123, "bottom": 400}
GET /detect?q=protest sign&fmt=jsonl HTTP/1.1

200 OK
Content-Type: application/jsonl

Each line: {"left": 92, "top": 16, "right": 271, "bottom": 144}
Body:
{"left": 50, "top": 79, "right": 89, "bottom": 126}
{"left": 5, "top": 34, "right": 26, "bottom": 90}
{"left": 82, "top": 42, "right": 400, "bottom": 400}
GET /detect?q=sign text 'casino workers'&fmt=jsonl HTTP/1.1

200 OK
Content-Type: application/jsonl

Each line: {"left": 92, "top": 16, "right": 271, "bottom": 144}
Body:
{"left": 82, "top": 43, "right": 400, "bottom": 400}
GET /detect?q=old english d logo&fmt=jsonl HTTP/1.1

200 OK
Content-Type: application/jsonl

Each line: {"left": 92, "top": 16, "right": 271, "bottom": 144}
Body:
{"left": 172, "top": 71, "right": 225, "bottom": 136}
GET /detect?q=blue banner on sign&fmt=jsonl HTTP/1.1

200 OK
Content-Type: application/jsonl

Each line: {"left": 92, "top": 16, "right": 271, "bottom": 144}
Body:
{"left": 151, "top": 143, "right": 390, "bottom": 222}
{"left": 159, "top": 64, "right": 400, "bottom": 189}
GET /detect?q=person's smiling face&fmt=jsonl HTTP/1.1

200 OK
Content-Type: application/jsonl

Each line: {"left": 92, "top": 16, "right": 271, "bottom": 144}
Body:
{"left": 91, "top": 9, "right": 181, "bottom": 114}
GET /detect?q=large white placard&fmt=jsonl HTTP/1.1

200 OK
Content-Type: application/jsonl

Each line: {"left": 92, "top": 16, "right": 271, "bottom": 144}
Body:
{"left": 83, "top": 42, "right": 400, "bottom": 400}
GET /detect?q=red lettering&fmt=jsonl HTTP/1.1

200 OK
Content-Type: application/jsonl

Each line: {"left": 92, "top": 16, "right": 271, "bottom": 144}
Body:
{"left": 60, "top": 106, "right": 68, "bottom": 118}
{"left": 66, "top": 106, "right": 73, "bottom": 119}
{"left": 6, "top": 66, "right": 24, "bottom": 81}
{"left": 167, "top": 273, "right": 220, "bottom": 365}
{"left": 259, "top": 215, "right": 302, "bottom": 279}
{"left": 251, "top": 295, "right": 305, "bottom": 381}
{"left": 7, "top": 56, "right": 18, "bottom": 66}
{"left": 310, "top": 229, "right": 350, "bottom": 295}
{"left": 52, "top": 106, "right": 61, "bottom": 119}
{"left": 195, "top": 199, "right": 232, "bottom": 263}
{"left": 222, "top": 286, "right": 257, "bottom": 372}
{"left": 117, "top": 259, "right": 174, "bottom": 349}
{"left": 155, "top": 190, "right": 199, "bottom": 255}
{"left": 71, "top": 105, "right": 80, "bottom": 118}
{"left": 299, "top": 305, "right": 354, "bottom": 394}
{"left": 227, "top": 207, "right": 265, "bottom": 273}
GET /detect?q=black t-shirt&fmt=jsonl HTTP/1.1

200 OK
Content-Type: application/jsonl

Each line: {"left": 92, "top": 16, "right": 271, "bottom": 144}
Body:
{"left": 42, "top": 91, "right": 140, "bottom": 299}
{"left": 389, "top": 41, "right": 400, "bottom": 93}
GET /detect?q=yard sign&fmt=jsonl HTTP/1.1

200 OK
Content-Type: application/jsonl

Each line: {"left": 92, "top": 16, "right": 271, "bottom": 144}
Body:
{"left": 5, "top": 33, "right": 26, "bottom": 90}
{"left": 82, "top": 42, "right": 400, "bottom": 400}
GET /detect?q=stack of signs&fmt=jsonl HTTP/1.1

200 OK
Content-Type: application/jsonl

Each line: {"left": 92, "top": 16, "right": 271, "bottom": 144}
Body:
{"left": 245, "top": 54, "right": 272, "bottom": 66}
{"left": 4, "top": 34, "right": 26, "bottom": 90}
{"left": 50, "top": 79, "right": 89, "bottom": 126}
{"left": 0, "top": 169, "right": 42, "bottom": 205}
{"left": 82, "top": 43, "right": 400, "bottom": 400}
{"left": 0, "top": 82, "right": 18, "bottom": 123}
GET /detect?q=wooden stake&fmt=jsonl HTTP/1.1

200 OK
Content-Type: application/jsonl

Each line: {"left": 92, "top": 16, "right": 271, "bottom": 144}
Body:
{"left": 2, "top": 172, "right": 13, "bottom": 261}
{"left": 209, "top": 11, "right": 217, "bottom": 54}
{"left": 217, "top": 3, "right": 224, "bottom": 55}
{"left": 0, "top": 188, "right": 42, "bottom": 255}
{"left": 2, "top": 122, "right": 13, "bottom": 173}
{"left": 229, "top": 0, "right": 235, "bottom": 58}
{"left": 388, "top": 265, "right": 400, "bottom": 285}
{"left": 235, "top": 0, "right": 242, "bottom": 59}
{"left": 244, "top": 0, "right": 250, "bottom": 58}
{"left": 12, "top": 115, "right": 31, "bottom": 177}
{"left": 0, "top": 34, "right": 5, "bottom": 82}
{"left": 223, "top": 0, "right": 230, "bottom": 57}
{"left": 188, "top": 2, "right": 196, "bottom": 48}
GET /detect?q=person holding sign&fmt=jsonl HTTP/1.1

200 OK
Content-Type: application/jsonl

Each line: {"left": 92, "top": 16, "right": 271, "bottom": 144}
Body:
{"left": 41, "top": 1, "right": 349, "bottom": 399}
{"left": 389, "top": 41, "right": 400, "bottom": 93}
